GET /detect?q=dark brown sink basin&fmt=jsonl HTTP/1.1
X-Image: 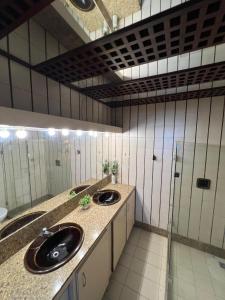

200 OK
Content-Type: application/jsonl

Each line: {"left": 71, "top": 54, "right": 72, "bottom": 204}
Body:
{"left": 0, "top": 211, "right": 46, "bottom": 240}
{"left": 24, "top": 222, "right": 84, "bottom": 274}
{"left": 93, "top": 190, "right": 121, "bottom": 206}
{"left": 70, "top": 184, "right": 90, "bottom": 195}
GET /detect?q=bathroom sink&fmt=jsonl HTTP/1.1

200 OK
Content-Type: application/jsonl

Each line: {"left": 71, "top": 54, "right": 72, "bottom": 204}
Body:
{"left": 24, "top": 222, "right": 84, "bottom": 274}
{"left": 70, "top": 184, "right": 90, "bottom": 195}
{"left": 93, "top": 190, "right": 121, "bottom": 206}
{"left": 0, "top": 211, "right": 46, "bottom": 240}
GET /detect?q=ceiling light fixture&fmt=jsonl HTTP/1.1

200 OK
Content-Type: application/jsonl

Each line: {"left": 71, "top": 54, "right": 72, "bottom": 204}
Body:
{"left": 16, "top": 130, "right": 27, "bottom": 139}
{"left": 48, "top": 128, "right": 56, "bottom": 136}
{"left": 76, "top": 130, "right": 83, "bottom": 136}
{"left": 0, "top": 130, "right": 10, "bottom": 139}
{"left": 62, "top": 129, "right": 69, "bottom": 136}
{"left": 70, "top": 0, "right": 95, "bottom": 12}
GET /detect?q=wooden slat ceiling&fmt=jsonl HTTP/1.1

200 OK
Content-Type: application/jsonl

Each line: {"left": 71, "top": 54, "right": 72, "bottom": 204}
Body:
{"left": 108, "top": 86, "right": 225, "bottom": 107}
{"left": 34, "top": 0, "right": 225, "bottom": 83}
{"left": 0, "top": 0, "right": 54, "bottom": 39}
{"left": 79, "top": 61, "right": 225, "bottom": 99}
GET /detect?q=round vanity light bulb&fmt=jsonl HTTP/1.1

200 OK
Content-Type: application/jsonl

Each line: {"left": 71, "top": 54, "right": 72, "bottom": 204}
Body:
{"left": 0, "top": 130, "right": 10, "bottom": 139}
{"left": 62, "top": 129, "right": 69, "bottom": 136}
{"left": 48, "top": 128, "right": 56, "bottom": 136}
{"left": 16, "top": 130, "right": 27, "bottom": 139}
{"left": 76, "top": 130, "right": 82, "bottom": 136}
{"left": 104, "top": 132, "right": 109, "bottom": 138}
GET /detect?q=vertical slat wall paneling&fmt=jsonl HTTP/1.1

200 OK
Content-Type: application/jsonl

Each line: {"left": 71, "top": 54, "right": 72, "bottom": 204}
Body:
{"left": 159, "top": 101, "right": 175, "bottom": 230}
{"left": 103, "top": 133, "right": 109, "bottom": 171}
{"left": 211, "top": 100, "right": 225, "bottom": 248}
{"left": 80, "top": 135, "right": 86, "bottom": 182}
{"left": 85, "top": 135, "right": 91, "bottom": 181}
{"left": 70, "top": 136, "right": 76, "bottom": 187}
{"left": 122, "top": 106, "right": 130, "bottom": 185}
{"left": 0, "top": 144, "right": 7, "bottom": 208}
{"left": 151, "top": 103, "right": 165, "bottom": 227}
{"left": 61, "top": 86, "right": 71, "bottom": 118}
{"left": 91, "top": 135, "right": 97, "bottom": 179}
{"left": 8, "top": 140, "right": 16, "bottom": 210}
{"left": 0, "top": 54, "right": 11, "bottom": 107}
{"left": 136, "top": 105, "right": 146, "bottom": 222}
{"left": 188, "top": 98, "right": 211, "bottom": 240}
{"left": 75, "top": 136, "right": 81, "bottom": 185}
{"left": 199, "top": 97, "right": 224, "bottom": 244}
{"left": 116, "top": 132, "right": 122, "bottom": 184}
{"left": 143, "top": 104, "right": 155, "bottom": 225}
{"left": 177, "top": 99, "right": 198, "bottom": 236}
{"left": 97, "top": 133, "right": 103, "bottom": 180}
{"left": 129, "top": 106, "right": 138, "bottom": 189}
{"left": 71, "top": 90, "right": 80, "bottom": 120}
{"left": 171, "top": 101, "right": 186, "bottom": 233}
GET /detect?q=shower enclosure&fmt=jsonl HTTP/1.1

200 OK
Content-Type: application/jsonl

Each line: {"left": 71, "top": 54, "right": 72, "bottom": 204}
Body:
{"left": 167, "top": 142, "right": 225, "bottom": 300}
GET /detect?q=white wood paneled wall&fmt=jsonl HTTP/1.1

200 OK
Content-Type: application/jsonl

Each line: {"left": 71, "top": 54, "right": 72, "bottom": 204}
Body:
{"left": 103, "top": 0, "right": 225, "bottom": 250}
{"left": 0, "top": 20, "right": 112, "bottom": 125}
{"left": 112, "top": 96, "right": 225, "bottom": 250}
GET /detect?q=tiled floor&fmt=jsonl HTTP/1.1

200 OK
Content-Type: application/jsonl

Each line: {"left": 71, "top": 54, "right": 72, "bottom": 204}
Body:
{"left": 170, "top": 242, "right": 225, "bottom": 300}
{"left": 103, "top": 227, "right": 168, "bottom": 300}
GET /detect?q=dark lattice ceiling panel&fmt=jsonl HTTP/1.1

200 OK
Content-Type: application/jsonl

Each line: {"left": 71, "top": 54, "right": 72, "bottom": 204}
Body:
{"left": 108, "top": 86, "right": 225, "bottom": 107}
{"left": 0, "top": 0, "right": 54, "bottom": 39}
{"left": 34, "top": 0, "right": 225, "bottom": 83}
{"left": 80, "top": 62, "right": 225, "bottom": 99}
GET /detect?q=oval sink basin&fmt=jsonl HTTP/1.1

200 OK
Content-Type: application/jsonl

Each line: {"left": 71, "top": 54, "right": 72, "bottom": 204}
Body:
{"left": 0, "top": 211, "right": 46, "bottom": 240}
{"left": 70, "top": 184, "right": 90, "bottom": 195}
{"left": 93, "top": 190, "right": 121, "bottom": 206}
{"left": 24, "top": 223, "right": 84, "bottom": 274}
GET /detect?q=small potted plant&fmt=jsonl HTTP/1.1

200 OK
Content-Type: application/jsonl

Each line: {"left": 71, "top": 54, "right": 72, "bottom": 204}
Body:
{"left": 79, "top": 194, "right": 91, "bottom": 210}
{"left": 110, "top": 160, "right": 119, "bottom": 184}
{"left": 102, "top": 160, "right": 110, "bottom": 177}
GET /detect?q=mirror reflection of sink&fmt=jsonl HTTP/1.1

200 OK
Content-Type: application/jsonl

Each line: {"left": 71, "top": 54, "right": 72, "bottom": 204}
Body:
{"left": 70, "top": 185, "right": 90, "bottom": 195}
{"left": 93, "top": 190, "right": 121, "bottom": 206}
{"left": 24, "top": 222, "right": 84, "bottom": 274}
{"left": 0, "top": 211, "right": 46, "bottom": 240}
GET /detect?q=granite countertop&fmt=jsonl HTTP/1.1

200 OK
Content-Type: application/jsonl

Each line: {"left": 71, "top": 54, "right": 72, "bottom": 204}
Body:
{"left": 0, "top": 179, "right": 97, "bottom": 231}
{"left": 0, "top": 182, "right": 134, "bottom": 300}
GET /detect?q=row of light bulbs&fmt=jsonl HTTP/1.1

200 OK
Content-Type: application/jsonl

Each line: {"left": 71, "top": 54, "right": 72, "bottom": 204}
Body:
{"left": 0, "top": 127, "right": 109, "bottom": 139}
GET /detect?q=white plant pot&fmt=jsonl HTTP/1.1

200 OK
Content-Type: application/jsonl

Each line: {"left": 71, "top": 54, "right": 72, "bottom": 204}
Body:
{"left": 112, "top": 174, "right": 117, "bottom": 185}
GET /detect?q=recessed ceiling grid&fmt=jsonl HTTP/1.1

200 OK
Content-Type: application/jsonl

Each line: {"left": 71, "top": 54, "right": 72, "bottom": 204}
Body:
{"left": 108, "top": 86, "right": 225, "bottom": 107}
{"left": 34, "top": 0, "right": 225, "bottom": 83}
{"left": 80, "top": 62, "right": 225, "bottom": 99}
{"left": 0, "top": 0, "right": 54, "bottom": 39}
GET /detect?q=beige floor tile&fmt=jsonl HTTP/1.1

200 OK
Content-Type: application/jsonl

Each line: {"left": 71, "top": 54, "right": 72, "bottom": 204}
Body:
{"left": 119, "top": 253, "right": 133, "bottom": 268}
{"left": 134, "top": 246, "right": 162, "bottom": 269}
{"left": 120, "top": 286, "right": 148, "bottom": 300}
{"left": 124, "top": 242, "right": 137, "bottom": 256}
{"left": 104, "top": 280, "right": 123, "bottom": 300}
{"left": 111, "top": 264, "right": 129, "bottom": 284}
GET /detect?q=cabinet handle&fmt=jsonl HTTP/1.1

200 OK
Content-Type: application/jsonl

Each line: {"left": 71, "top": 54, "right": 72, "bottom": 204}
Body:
{"left": 82, "top": 272, "right": 86, "bottom": 287}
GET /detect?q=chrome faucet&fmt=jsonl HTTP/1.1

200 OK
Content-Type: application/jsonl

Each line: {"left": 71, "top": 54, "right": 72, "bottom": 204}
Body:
{"left": 40, "top": 227, "right": 54, "bottom": 238}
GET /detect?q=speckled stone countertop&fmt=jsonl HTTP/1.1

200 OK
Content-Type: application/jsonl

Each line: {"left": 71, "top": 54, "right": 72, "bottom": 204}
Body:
{"left": 0, "top": 179, "right": 97, "bottom": 232}
{"left": 0, "top": 183, "right": 134, "bottom": 300}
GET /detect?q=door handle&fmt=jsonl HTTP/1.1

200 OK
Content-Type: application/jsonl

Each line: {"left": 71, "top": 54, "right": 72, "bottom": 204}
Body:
{"left": 82, "top": 272, "right": 86, "bottom": 287}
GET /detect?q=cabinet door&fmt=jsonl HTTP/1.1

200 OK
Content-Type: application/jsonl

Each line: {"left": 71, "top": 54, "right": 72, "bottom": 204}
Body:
{"left": 77, "top": 226, "right": 111, "bottom": 300}
{"left": 127, "top": 191, "right": 135, "bottom": 239}
{"left": 113, "top": 204, "right": 126, "bottom": 270}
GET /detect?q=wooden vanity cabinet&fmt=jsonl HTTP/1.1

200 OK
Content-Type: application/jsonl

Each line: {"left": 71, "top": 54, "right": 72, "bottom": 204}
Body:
{"left": 112, "top": 190, "right": 135, "bottom": 270}
{"left": 126, "top": 190, "right": 135, "bottom": 239}
{"left": 76, "top": 225, "right": 111, "bottom": 300}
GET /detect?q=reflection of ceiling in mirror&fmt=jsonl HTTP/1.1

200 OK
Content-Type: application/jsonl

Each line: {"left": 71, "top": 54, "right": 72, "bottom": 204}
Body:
{"left": 65, "top": 0, "right": 140, "bottom": 32}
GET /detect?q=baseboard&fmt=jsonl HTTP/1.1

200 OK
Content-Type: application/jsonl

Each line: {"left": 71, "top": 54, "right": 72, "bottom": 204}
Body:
{"left": 135, "top": 221, "right": 225, "bottom": 259}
